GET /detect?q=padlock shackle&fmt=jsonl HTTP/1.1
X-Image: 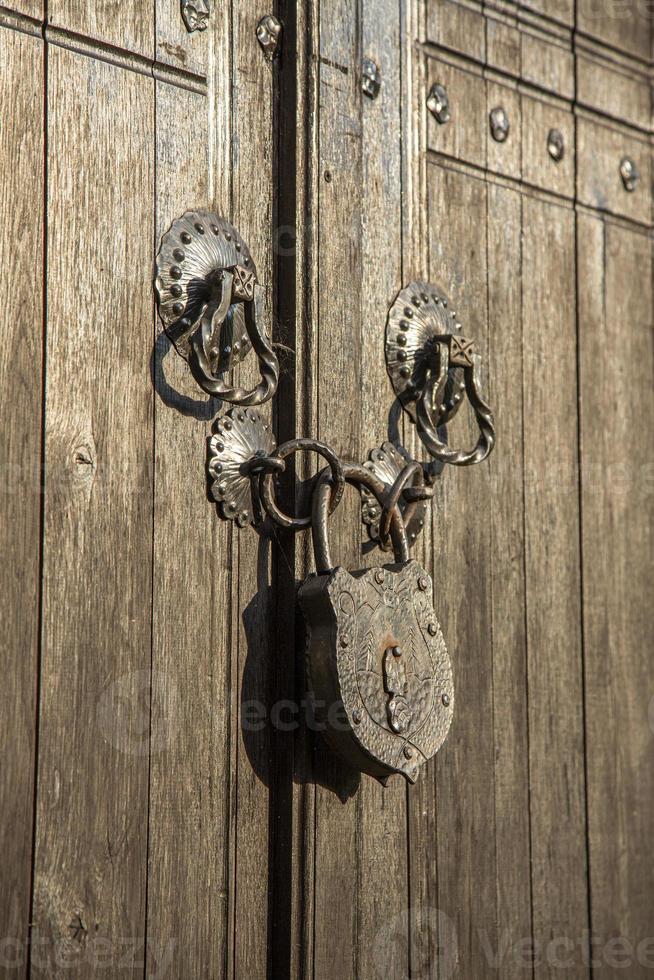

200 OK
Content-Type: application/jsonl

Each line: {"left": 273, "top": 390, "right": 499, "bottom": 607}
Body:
{"left": 311, "top": 462, "right": 409, "bottom": 573}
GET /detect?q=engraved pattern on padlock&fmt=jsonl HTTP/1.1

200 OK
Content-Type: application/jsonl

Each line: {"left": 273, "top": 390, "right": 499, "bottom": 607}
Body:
{"left": 299, "top": 462, "right": 454, "bottom": 785}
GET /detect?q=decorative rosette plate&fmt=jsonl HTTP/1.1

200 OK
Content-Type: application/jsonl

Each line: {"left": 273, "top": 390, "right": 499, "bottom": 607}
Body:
{"left": 155, "top": 209, "right": 256, "bottom": 373}
{"left": 385, "top": 280, "right": 468, "bottom": 426}
{"left": 207, "top": 407, "right": 275, "bottom": 526}
{"left": 361, "top": 442, "right": 428, "bottom": 549}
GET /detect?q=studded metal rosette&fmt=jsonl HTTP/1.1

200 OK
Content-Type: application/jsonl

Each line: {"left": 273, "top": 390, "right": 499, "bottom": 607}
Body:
{"left": 361, "top": 442, "right": 428, "bottom": 549}
{"left": 207, "top": 407, "right": 275, "bottom": 526}
{"left": 385, "top": 280, "right": 467, "bottom": 426}
{"left": 155, "top": 209, "right": 256, "bottom": 371}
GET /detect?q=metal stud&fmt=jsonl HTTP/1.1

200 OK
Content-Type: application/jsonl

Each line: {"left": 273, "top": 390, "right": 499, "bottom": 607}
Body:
{"left": 170, "top": 265, "right": 182, "bottom": 279}
{"left": 547, "top": 128, "right": 565, "bottom": 162}
{"left": 427, "top": 83, "right": 450, "bottom": 124}
{"left": 195, "top": 222, "right": 205, "bottom": 234}
{"left": 620, "top": 157, "right": 639, "bottom": 192}
{"left": 180, "top": 231, "right": 192, "bottom": 244}
{"left": 256, "top": 13, "right": 282, "bottom": 60}
{"left": 173, "top": 248, "right": 185, "bottom": 262}
{"left": 489, "top": 106, "right": 510, "bottom": 143}
{"left": 362, "top": 58, "right": 381, "bottom": 100}
{"left": 170, "top": 283, "right": 183, "bottom": 297}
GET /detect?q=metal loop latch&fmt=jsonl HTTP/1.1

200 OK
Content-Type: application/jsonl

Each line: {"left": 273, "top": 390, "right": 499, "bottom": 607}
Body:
{"left": 415, "top": 338, "right": 495, "bottom": 467}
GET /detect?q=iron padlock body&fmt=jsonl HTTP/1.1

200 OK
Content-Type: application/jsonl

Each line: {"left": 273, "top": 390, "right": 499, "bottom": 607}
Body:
{"left": 299, "top": 468, "right": 454, "bottom": 784}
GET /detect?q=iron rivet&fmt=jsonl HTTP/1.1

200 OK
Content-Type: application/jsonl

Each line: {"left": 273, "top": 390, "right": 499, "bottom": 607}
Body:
{"left": 170, "top": 265, "right": 182, "bottom": 279}
{"left": 442, "top": 299, "right": 448, "bottom": 307}
{"left": 209, "top": 346, "right": 219, "bottom": 358}
{"left": 427, "top": 623, "right": 437, "bottom": 636}
{"left": 180, "top": 317, "right": 192, "bottom": 329}
{"left": 244, "top": 257, "right": 250, "bottom": 265}
{"left": 225, "top": 231, "right": 232, "bottom": 241}
{"left": 453, "top": 394, "right": 461, "bottom": 404}
{"left": 404, "top": 745, "right": 414, "bottom": 760}
{"left": 180, "top": 231, "right": 192, "bottom": 244}
{"left": 392, "top": 645, "right": 402, "bottom": 658}
{"left": 421, "top": 292, "right": 428, "bottom": 302}
{"left": 195, "top": 222, "right": 205, "bottom": 233}
{"left": 324, "top": 170, "right": 333, "bottom": 183}
{"left": 442, "top": 694, "right": 450, "bottom": 707}
{"left": 215, "top": 441, "right": 224, "bottom": 452}
{"left": 211, "top": 224, "right": 219, "bottom": 234}
{"left": 217, "top": 481, "right": 227, "bottom": 494}
{"left": 412, "top": 296, "right": 420, "bottom": 306}
{"left": 170, "top": 283, "right": 183, "bottom": 297}
{"left": 375, "top": 569, "right": 385, "bottom": 584}
{"left": 397, "top": 350, "right": 408, "bottom": 362}
{"left": 404, "top": 307, "right": 414, "bottom": 318}
{"left": 238, "top": 511, "right": 249, "bottom": 526}
{"left": 256, "top": 13, "right": 282, "bottom": 61}
{"left": 352, "top": 709, "right": 362, "bottom": 725}
{"left": 399, "top": 319, "right": 409, "bottom": 330}
{"left": 362, "top": 58, "right": 381, "bottom": 100}
{"left": 223, "top": 419, "right": 233, "bottom": 431}
{"left": 172, "top": 302, "right": 184, "bottom": 315}
{"left": 173, "top": 248, "right": 185, "bottom": 262}
{"left": 620, "top": 157, "right": 639, "bottom": 192}
{"left": 547, "top": 128, "right": 564, "bottom": 162}
{"left": 397, "top": 334, "right": 407, "bottom": 346}
{"left": 426, "top": 82, "right": 450, "bottom": 124}
{"left": 418, "top": 576, "right": 429, "bottom": 591}
{"left": 399, "top": 366, "right": 411, "bottom": 378}
{"left": 235, "top": 242, "right": 241, "bottom": 251}
{"left": 490, "top": 106, "right": 510, "bottom": 143}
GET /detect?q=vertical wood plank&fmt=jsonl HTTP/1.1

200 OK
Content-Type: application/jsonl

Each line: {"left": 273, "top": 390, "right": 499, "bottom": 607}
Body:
{"left": 48, "top": 0, "right": 154, "bottom": 58}
{"left": 31, "top": 48, "right": 154, "bottom": 978}
{"left": 230, "top": 5, "right": 275, "bottom": 978}
{"left": 487, "top": 183, "right": 533, "bottom": 979}
{"left": 427, "top": 162, "right": 498, "bottom": 977}
{"left": 156, "top": 0, "right": 208, "bottom": 75}
{"left": 579, "top": 215, "right": 654, "bottom": 980}
{"left": 358, "top": 3, "right": 409, "bottom": 978}
{"left": 145, "top": 79, "right": 231, "bottom": 980}
{"left": 0, "top": 26, "right": 44, "bottom": 973}
{"left": 522, "top": 196, "right": 589, "bottom": 979}
{"left": 313, "top": 1, "right": 363, "bottom": 977}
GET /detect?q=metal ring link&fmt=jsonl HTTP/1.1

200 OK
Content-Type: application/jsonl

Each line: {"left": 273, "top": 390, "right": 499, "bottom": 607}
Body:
{"left": 378, "top": 460, "right": 426, "bottom": 544}
{"left": 258, "top": 438, "right": 346, "bottom": 530}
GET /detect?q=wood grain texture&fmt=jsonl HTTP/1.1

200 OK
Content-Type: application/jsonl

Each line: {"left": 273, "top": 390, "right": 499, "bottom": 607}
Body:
{"left": 156, "top": 0, "right": 207, "bottom": 76}
{"left": 145, "top": 80, "right": 230, "bottom": 980}
{"left": 31, "top": 48, "right": 154, "bottom": 978}
{"left": 428, "top": 161, "right": 498, "bottom": 977}
{"left": 1, "top": 0, "right": 43, "bottom": 20}
{"left": 48, "top": 0, "right": 153, "bottom": 58}
{"left": 522, "top": 196, "right": 589, "bottom": 979}
{"left": 487, "top": 182, "right": 533, "bottom": 979}
{"left": 312, "top": 1, "right": 363, "bottom": 976}
{"left": 577, "top": 0, "right": 652, "bottom": 61}
{"left": 0, "top": 26, "right": 43, "bottom": 972}
{"left": 579, "top": 214, "right": 654, "bottom": 980}
{"left": 358, "top": 2, "right": 408, "bottom": 977}
{"left": 230, "top": 4, "right": 275, "bottom": 977}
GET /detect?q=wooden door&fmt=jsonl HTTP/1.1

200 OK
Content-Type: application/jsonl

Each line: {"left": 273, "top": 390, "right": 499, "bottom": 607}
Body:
{"left": 1, "top": 2, "right": 652, "bottom": 979}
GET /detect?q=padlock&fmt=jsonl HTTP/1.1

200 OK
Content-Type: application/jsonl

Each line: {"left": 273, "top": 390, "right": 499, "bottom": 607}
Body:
{"left": 299, "top": 462, "right": 454, "bottom": 784}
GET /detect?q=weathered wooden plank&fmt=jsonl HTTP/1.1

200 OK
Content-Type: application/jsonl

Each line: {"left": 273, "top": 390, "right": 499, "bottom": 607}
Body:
{"left": 427, "top": 161, "right": 498, "bottom": 977}
{"left": 312, "top": 0, "right": 363, "bottom": 976}
{"left": 579, "top": 214, "right": 654, "bottom": 980}
{"left": 31, "top": 48, "right": 154, "bottom": 978}
{"left": 577, "top": 0, "right": 651, "bottom": 62}
{"left": 522, "top": 196, "right": 589, "bottom": 979}
{"left": 49, "top": 0, "right": 153, "bottom": 57}
{"left": 358, "top": 2, "right": 409, "bottom": 977}
{"left": 229, "top": 4, "right": 276, "bottom": 978}
{"left": 487, "top": 183, "right": 533, "bottom": 979}
{"left": 0, "top": 26, "right": 44, "bottom": 973}
{"left": 2, "top": 0, "right": 43, "bottom": 20}
{"left": 156, "top": 0, "right": 207, "bottom": 75}
{"left": 145, "top": 78, "right": 231, "bottom": 980}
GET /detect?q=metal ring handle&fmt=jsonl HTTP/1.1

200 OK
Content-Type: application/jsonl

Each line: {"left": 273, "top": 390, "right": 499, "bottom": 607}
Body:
{"left": 378, "top": 460, "right": 424, "bottom": 544}
{"left": 312, "top": 462, "right": 409, "bottom": 573}
{"left": 258, "top": 438, "right": 346, "bottom": 530}
{"left": 189, "top": 283, "right": 279, "bottom": 406}
{"left": 416, "top": 341, "right": 495, "bottom": 466}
